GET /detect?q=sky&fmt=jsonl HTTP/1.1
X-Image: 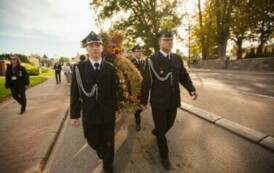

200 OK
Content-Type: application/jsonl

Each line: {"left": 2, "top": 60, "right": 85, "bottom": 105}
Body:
{"left": 0, "top": 0, "right": 199, "bottom": 58}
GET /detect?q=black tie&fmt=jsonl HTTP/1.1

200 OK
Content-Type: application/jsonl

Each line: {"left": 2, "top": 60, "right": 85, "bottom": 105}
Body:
{"left": 166, "top": 55, "right": 170, "bottom": 60}
{"left": 94, "top": 63, "right": 100, "bottom": 71}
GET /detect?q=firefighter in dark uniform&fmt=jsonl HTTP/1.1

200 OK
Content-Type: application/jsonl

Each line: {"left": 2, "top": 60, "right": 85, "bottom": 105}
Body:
{"left": 5, "top": 55, "right": 30, "bottom": 114}
{"left": 131, "top": 45, "right": 145, "bottom": 131}
{"left": 140, "top": 30, "right": 198, "bottom": 170}
{"left": 70, "top": 31, "right": 117, "bottom": 173}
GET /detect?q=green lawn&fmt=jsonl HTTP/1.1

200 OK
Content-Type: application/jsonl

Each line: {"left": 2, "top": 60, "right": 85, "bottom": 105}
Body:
{"left": 0, "top": 77, "right": 48, "bottom": 101}
{"left": 38, "top": 69, "right": 54, "bottom": 76}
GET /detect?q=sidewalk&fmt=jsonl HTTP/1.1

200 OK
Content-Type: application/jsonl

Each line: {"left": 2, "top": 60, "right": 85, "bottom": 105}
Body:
{"left": 0, "top": 76, "right": 69, "bottom": 173}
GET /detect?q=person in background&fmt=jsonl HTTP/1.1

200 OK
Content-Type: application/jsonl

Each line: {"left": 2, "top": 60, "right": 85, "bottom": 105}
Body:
{"left": 126, "top": 49, "right": 133, "bottom": 60}
{"left": 53, "top": 62, "right": 62, "bottom": 84}
{"left": 5, "top": 55, "right": 30, "bottom": 114}
{"left": 131, "top": 45, "right": 145, "bottom": 131}
{"left": 64, "top": 62, "right": 73, "bottom": 83}
{"left": 79, "top": 54, "right": 86, "bottom": 63}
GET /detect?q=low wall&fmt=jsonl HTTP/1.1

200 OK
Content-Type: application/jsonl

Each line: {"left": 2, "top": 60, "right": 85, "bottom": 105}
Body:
{"left": 190, "top": 57, "right": 274, "bottom": 71}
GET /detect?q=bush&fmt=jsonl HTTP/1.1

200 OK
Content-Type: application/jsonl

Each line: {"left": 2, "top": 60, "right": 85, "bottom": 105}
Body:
{"left": 41, "top": 67, "right": 49, "bottom": 73}
{"left": 22, "top": 63, "right": 40, "bottom": 76}
{"left": 0, "top": 53, "right": 30, "bottom": 63}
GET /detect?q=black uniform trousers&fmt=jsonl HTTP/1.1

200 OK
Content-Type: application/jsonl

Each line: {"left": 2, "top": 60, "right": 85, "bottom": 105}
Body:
{"left": 152, "top": 107, "right": 177, "bottom": 159}
{"left": 55, "top": 70, "right": 61, "bottom": 83}
{"left": 83, "top": 120, "right": 115, "bottom": 172}
{"left": 134, "top": 109, "right": 142, "bottom": 125}
{"left": 10, "top": 85, "right": 26, "bottom": 111}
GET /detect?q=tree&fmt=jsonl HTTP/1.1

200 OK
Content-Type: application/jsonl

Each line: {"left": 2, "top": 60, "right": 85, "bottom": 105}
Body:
{"left": 230, "top": 0, "right": 251, "bottom": 59}
{"left": 90, "top": 0, "right": 184, "bottom": 53}
{"left": 30, "top": 54, "right": 42, "bottom": 63}
{"left": 59, "top": 57, "right": 70, "bottom": 64}
{"left": 214, "top": 0, "right": 234, "bottom": 59}
{"left": 0, "top": 53, "right": 30, "bottom": 63}
{"left": 190, "top": 1, "right": 217, "bottom": 59}
{"left": 197, "top": 0, "right": 207, "bottom": 59}
{"left": 248, "top": 0, "right": 274, "bottom": 55}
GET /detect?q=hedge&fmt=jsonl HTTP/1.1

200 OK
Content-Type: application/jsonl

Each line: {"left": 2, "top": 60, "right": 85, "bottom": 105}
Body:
{"left": 22, "top": 63, "right": 40, "bottom": 76}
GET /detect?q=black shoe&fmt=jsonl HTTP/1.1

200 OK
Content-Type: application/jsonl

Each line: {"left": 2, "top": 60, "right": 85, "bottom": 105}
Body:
{"left": 160, "top": 158, "right": 171, "bottom": 170}
{"left": 136, "top": 124, "right": 141, "bottom": 131}
{"left": 20, "top": 109, "right": 25, "bottom": 114}
{"left": 151, "top": 129, "right": 156, "bottom": 136}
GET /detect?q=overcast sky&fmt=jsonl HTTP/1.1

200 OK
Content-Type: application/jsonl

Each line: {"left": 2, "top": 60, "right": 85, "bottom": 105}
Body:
{"left": 0, "top": 0, "right": 200, "bottom": 58}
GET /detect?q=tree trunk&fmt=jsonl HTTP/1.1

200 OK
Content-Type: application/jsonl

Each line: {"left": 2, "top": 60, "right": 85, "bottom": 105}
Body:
{"left": 215, "top": 0, "right": 233, "bottom": 59}
{"left": 236, "top": 38, "right": 243, "bottom": 59}
{"left": 257, "top": 43, "right": 264, "bottom": 56}
{"left": 257, "top": 29, "right": 266, "bottom": 55}
{"left": 217, "top": 36, "right": 227, "bottom": 58}
{"left": 198, "top": 0, "right": 206, "bottom": 60}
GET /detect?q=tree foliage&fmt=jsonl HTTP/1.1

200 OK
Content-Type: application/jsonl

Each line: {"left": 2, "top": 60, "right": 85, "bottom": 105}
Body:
{"left": 191, "top": 0, "right": 273, "bottom": 59}
{"left": 30, "top": 54, "right": 42, "bottom": 63}
{"left": 90, "top": 0, "right": 184, "bottom": 54}
{"left": 248, "top": 0, "right": 274, "bottom": 55}
{"left": 230, "top": 0, "right": 252, "bottom": 59}
{"left": 190, "top": 0, "right": 217, "bottom": 59}
{"left": 0, "top": 53, "right": 30, "bottom": 63}
{"left": 59, "top": 57, "right": 70, "bottom": 64}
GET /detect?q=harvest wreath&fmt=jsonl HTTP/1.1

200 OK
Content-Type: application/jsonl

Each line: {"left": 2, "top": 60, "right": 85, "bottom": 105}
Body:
{"left": 100, "top": 31, "right": 143, "bottom": 113}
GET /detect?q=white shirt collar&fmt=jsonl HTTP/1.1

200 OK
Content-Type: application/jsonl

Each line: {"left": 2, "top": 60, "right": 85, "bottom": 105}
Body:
{"left": 134, "top": 57, "right": 141, "bottom": 62}
{"left": 89, "top": 58, "right": 102, "bottom": 69}
{"left": 160, "top": 50, "right": 171, "bottom": 58}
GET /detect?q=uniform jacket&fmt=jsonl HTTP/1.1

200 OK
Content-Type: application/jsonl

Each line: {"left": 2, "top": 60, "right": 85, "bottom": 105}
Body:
{"left": 131, "top": 58, "right": 145, "bottom": 76}
{"left": 141, "top": 51, "right": 196, "bottom": 109}
{"left": 70, "top": 60, "right": 118, "bottom": 125}
{"left": 5, "top": 64, "right": 29, "bottom": 89}
{"left": 53, "top": 64, "right": 62, "bottom": 71}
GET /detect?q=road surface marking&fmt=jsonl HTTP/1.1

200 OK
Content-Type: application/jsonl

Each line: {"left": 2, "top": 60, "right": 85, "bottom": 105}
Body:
{"left": 239, "top": 91, "right": 274, "bottom": 100}
{"left": 72, "top": 143, "right": 89, "bottom": 159}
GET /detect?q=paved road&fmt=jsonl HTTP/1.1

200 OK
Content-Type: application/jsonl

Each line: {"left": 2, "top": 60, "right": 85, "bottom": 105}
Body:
{"left": 189, "top": 71, "right": 274, "bottom": 97}
{"left": 43, "top": 107, "right": 274, "bottom": 173}
{"left": 181, "top": 71, "right": 274, "bottom": 136}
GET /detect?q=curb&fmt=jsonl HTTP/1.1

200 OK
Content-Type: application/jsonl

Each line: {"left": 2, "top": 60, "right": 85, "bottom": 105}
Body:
{"left": 25, "top": 105, "right": 69, "bottom": 173}
{"left": 180, "top": 102, "right": 274, "bottom": 152}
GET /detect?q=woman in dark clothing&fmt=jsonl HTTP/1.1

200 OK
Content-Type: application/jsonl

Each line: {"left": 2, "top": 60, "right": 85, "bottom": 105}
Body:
{"left": 5, "top": 55, "right": 30, "bottom": 114}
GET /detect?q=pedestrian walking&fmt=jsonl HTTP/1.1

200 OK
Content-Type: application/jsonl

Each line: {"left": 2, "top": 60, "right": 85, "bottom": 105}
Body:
{"left": 63, "top": 62, "right": 73, "bottom": 83}
{"left": 53, "top": 62, "right": 62, "bottom": 84}
{"left": 140, "top": 30, "right": 198, "bottom": 170}
{"left": 5, "top": 55, "right": 30, "bottom": 114}
{"left": 131, "top": 45, "right": 145, "bottom": 131}
{"left": 70, "top": 31, "right": 117, "bottom": 173}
